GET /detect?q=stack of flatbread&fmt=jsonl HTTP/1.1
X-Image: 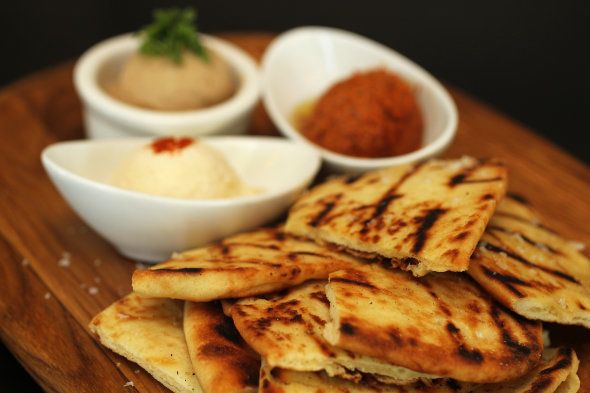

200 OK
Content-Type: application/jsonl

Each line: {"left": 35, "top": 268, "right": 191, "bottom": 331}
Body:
{"left": 89, "top": 157, "right": 587, "bottom": 392}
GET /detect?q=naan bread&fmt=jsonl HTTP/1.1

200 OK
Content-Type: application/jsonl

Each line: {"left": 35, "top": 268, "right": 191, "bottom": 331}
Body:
{"left": 324, "top": 264, "right": 543, "bottom": 383}
{"left": 184, "top": 302, "right": 259, "bottom": 393}
{"left": 260, "top": 347, "right": 579, "bottom": 393}
{"left": 285, "top": 157, "right": 507, "bottom": 276}
{"left": 468, "top": 195, "right": 590, "bottom": 328}
{"left": 133, "top": 227, "right": 364, "bottom": 301}
{"left": 88, "top": 293, "right": 202, "bottom": 393}
{"left": 230, "top": 281, "right": 434, "bottom": 385}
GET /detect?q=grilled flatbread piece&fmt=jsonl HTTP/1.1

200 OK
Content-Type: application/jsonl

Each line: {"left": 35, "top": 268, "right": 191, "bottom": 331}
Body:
{"left": 468, "top": 347, "right": 580, "bottom": 393}
{"left": 285, "top": 157, "right": 507, "bottom": 276}
{"left": 260, "top": 347, "right": 579, "bottom": 393}
{"left": 89, "top": 293, "right": 202, "bottom": 393}
{"left": 184, "top": 302, "right": 259, "bottom": 393}
{"left": 133, "top": 227, "right": 364, "bottom": 301}
{"left": 259, "top": 360, "right": 457, "bottom": 393}
{"left": 468, "top": 195, "right": 590, "bottom": 328}
{"left": 324, "top": 264, "right": 543, "bottom": 383}
{"left": 230, "top": 281, "right": 434, "bottom": 385}
{"left": 221, "top": 299, "right": 237, "bottom": 317}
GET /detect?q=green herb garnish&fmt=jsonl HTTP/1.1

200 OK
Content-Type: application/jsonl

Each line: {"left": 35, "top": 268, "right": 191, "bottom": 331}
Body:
{"left": 138, "top": 7, "right": 208, "bottom": 63}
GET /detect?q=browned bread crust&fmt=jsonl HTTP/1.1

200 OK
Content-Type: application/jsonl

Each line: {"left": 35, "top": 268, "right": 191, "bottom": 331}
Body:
{"left": 285, "top": 157, "right": 507, "bottom": 276}
{"left": 469, "top": 195, "right": 590, "bottom": 328}
{"left": 132, "top": 227, "right": 364, "bottom": 301}
{"left": 324, "top": 264, "right": 543, "bottom": 383}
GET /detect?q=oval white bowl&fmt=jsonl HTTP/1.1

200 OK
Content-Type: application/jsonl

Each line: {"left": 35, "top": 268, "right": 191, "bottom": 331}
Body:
{"left": 41, "top": 136, "right": 320, "bottom": 262}
{"left": 74, "top": 33, "right": 260, "bottom": 139}
{"left": 262, "top": 26, "right": 458, "bottom": 173}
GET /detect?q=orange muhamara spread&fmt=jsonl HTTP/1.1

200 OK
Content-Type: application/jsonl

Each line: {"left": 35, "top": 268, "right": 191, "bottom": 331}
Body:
{"left": 298, "top": 69, "right": 423, "bottom": 158}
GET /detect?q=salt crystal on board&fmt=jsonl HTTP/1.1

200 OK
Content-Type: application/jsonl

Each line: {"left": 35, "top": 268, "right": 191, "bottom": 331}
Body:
{"left": 569, "top": 240, "right": 586, "bottom": 251}
{"left": 58, "top": 252, "right": 71, "bottom": 267}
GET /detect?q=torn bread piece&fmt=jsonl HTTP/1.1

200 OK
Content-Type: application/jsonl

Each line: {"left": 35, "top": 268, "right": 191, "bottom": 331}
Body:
{"left": 469, "top": 195, "right": 590, "bottom": 329}
{"left": 285, "top": 157, "right": 507, "bottom": 276}
{"left": 230, "top": 281, "right": 436, "bottom": 385}
{"left": 184, "top": 302, "right": 259, "bottom": 393}
{"left": 324, "top": 264, "right": 543, "bottom": 383}
{"left": 88, "top": 293, "right": 202, "bottom": 393}
{"left": 468, "top": 347, "right": 580, "bottom": 393}
{"left": 260, "top": 347, "right": 579, "bottom": 393}
{"left": 259, "top": 360, "right": 456, "bottom": 393}
{"left": 133, "top": 227, "right": 364, "bottom": 301}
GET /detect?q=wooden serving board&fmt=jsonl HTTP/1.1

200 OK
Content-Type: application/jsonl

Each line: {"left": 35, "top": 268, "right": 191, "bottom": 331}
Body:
{"left": 0, "top": 33, "right": 588, "bottom": 392}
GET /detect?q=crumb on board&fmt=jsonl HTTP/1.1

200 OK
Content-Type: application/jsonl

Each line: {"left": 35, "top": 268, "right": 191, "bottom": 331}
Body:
{"left": 58, "top": 252, "right": 71, "bottom": 267}
{"left": 44, "top": 292, "right": 51, "bottom": 300}
{"left": 135, "top": 262, "right": 147, "bottom": 270}
{"left": 569, "top": 240, "right": 586, "bottom": 251}
{"left": 22, "top": 258, "right": 30, "bottom": 267}
{"left": 88, "top": 287, "right": 99, "bottom": 295}
{"left": 124, "top": 381, "right": 134, "bottom": 387}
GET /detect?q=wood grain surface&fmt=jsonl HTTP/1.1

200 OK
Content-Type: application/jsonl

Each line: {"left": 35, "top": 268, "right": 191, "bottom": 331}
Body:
{"left": 0, "top": 32, "right": 588, "bottom": 392}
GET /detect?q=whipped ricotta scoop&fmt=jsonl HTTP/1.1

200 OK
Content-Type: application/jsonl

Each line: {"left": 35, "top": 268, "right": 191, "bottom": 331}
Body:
{"left": 112, "top": 137, "right": 257, "bottom": 199}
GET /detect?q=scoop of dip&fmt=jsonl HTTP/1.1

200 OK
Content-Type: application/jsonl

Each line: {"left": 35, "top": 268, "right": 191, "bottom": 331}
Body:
{"left": 106, "top": 8, "right": 235, "bottom": 111}
{"left": 111, "top": 137, "right": 258, "bottom": 199}
{"left": 109, "top": 50, "right": 234, "bottom": 111}
{"left": 295, "top": 68, "right": 423, "bottom": 158}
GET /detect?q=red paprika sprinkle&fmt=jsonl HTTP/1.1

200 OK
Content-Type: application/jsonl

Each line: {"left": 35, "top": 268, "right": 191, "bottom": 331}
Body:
{"left": 150, "top": 136, "right": 195, "bottom": 154}
{"left": 300, "top": 69, "right": 423, "bottom": 158}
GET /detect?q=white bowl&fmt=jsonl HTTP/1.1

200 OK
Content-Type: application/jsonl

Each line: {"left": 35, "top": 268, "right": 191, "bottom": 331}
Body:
{"left": 41, "top": 136, "right": 320, "bottom": 262}
{"left": 74, "top": 33, "right": 260, "bottom": 139}
{"left": 261, "top": 26, "right": 458, "bottom": 173}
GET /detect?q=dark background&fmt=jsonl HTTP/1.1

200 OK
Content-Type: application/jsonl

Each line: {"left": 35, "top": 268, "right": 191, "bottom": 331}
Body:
{"left": 1, "top": 0, "right": 589, "bottom": 390}
{"left": 2, "top": 0, "right": 590, "bottom": 166}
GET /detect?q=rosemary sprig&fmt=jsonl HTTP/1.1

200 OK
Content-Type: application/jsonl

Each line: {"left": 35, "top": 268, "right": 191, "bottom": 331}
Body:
{"left": 138, "top": 7, "right": 208, "bottom": 63}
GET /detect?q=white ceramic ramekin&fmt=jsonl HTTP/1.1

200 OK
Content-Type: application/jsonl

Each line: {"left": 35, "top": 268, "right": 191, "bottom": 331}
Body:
{"left": 74, "top": 34, "right": 260, "bottom": 139}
